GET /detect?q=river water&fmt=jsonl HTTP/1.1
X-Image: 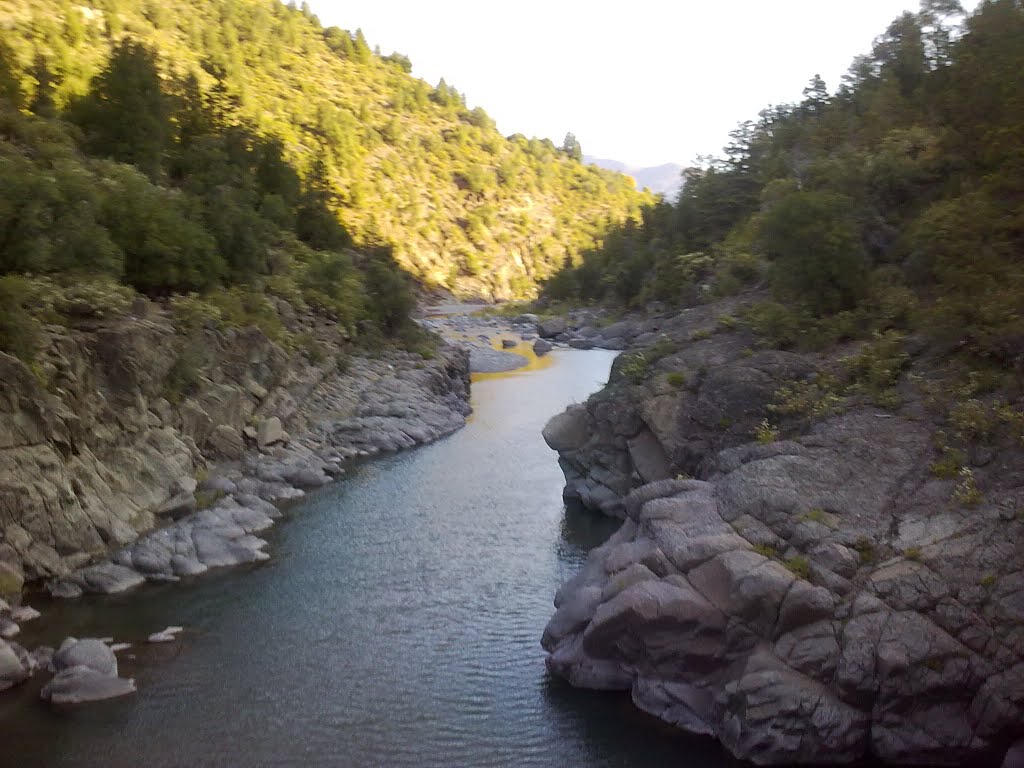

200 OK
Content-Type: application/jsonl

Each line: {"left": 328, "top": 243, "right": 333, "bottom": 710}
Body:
{"left": 3, "top": 349, "right": 726, "bottom": 767}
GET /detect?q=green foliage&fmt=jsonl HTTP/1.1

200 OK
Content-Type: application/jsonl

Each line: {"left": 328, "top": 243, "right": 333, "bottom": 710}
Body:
{"left": 841, "top": 331, "right": 909, "bottom": 407}
{"left": 617, "top": 352, "right": 650, "bottom": 383}
{"left": 903, "top": 546, "right": 922, "bottom": 561}
{"left": 761, "top": 192, "right": 869, "bottom": 317}
{"left": 753, "top": 543, "right": 777, "bottom": 558}
{"left": 754, "top": 418, "right": 779, "bottom": 444}
{"left": 666, "top": 371, "right": 686, "bottom": 389}
{"left": 539, "top": 0, "right": 1024, "bottom": 395}
{"left": 770, "top": 375, "right": 843, "bottom": 421}
{"left": 69, "top": 40, "right": 169, "bottom": 179}
{"left": 929, "top": 445, "right": 966, "bottom": 479}
{"left": 0, "top": 0, "right": 650, "bottom": 309}
{"left": 853, "top": 538, "right": 875, "bottom": 564}
{"left": 784, "top": 556, "right": 811, "bottom": 580}
{"left": 800, "top": 508, "right": 831, "bottom": 526}
{"left": 0, "top": 276, "right": 42, "bottom": 361}
{"left": 164, "top": 343, "right": 204, "bottom": 404}
{"left": 952, "top": 467, "right": 983, "bottom": 507}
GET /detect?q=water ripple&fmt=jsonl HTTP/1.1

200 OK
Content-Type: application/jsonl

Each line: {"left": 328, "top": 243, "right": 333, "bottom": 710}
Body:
{"left": 5, "top": 351, "right": 726, "bottom": 768}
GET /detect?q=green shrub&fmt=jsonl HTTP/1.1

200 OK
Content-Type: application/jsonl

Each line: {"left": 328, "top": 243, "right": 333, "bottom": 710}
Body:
{"left": 743, "top": 301, "right": 806, "bottom": 350}
{"left": 0, "top": 277, "right": 42, "bottom": 362}
{"left": 753, "top": 543, "right": 777, "bottom": 558}
{"left": 690, "top": 327, "right": 713, "bottom": 341}
{"left": 164, "top": 344, "right": 204, "bottom": 404}
{"left": 754, "top": 419, "right": 779, "bottom": 444}
{"left": 784, "top": 556, "right": 811, "bottom": 579}
{"left": 666, "top": 371, "right": 686, "bottom": 389}
{"left": 929, "top": 445, "right": 966, "bottom": 479}
{"left": 841, "top": 331, "right": 909, "bottom": 407}
{"left": 618, "top": 352, "right": 649, "bottom": 383}
{"left": 952, "top": 468, "right": 983, "bottom": 506}
{"left": 854, "top": 537, "right": 875, "bottom": 563}
{"left": 770, "top": 374, "right": 844, "bottom": 420}
{"left": 293, "top": 332, "right": 325, "bottom": 364}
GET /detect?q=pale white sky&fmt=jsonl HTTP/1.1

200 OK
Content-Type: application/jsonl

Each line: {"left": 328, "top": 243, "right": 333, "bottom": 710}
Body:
{"left": 307, "top": 1, "right": 977, "bottom": 167}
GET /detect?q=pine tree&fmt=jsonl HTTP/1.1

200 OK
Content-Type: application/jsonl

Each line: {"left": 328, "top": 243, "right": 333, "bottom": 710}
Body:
{"left": 72, "top": 40, "right": 170, "bottom": 178}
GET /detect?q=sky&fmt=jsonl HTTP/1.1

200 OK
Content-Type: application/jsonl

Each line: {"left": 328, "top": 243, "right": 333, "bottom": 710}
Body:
{"left": 307, "top": 1, "right": 979, "bottom": 168}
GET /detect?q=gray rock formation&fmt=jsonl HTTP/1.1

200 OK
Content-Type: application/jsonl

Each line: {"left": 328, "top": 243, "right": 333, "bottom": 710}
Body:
{"left": 41, "top": 665, "right": 136, "bottom": 705}
{"left": 0, "top": 639, "right": 33, "bottom": 691}
{"left": 0, "top": 308, "right": 471, "bottom": 597}
{"left": 41, "top": 636, "right": 136, "bottom": 705}
{"left": 533, "top": 339, "right": 553, "bottom": 356}
{"left": 542, "top": 301, "right": 1024, "bottom": 766}
{"left": 538, "top": 317, "right": 569, "bottom": 338}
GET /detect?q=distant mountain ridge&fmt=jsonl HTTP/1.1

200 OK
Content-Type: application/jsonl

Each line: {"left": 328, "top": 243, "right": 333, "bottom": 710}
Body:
{"left": 584, "top": 155, "right": 684, "bottom": 200}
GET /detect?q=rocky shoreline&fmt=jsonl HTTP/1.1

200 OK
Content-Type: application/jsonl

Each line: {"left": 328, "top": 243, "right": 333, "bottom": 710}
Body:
{"left": 538, "top": 301, "right": 1024, "bottom": 766}
{"left": 0, "top": 303, "right": 472, "bottom": 701}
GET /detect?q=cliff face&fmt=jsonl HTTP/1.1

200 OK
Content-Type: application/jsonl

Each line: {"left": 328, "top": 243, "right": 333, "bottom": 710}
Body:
{"left": 0, "top": 307, "right": 470, "bottom": 587}
{"left": 541, "top": 304, "right": 1024, "bottom": 766}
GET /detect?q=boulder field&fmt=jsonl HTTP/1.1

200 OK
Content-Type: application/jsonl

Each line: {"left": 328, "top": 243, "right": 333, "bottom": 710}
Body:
{"left": 540, "top": 300, "right": 1024, "bottom": 766}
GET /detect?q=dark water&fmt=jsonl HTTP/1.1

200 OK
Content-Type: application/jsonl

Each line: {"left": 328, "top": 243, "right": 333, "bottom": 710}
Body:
{"left": 2, "top": 350, "right": 728, "bottom": 768}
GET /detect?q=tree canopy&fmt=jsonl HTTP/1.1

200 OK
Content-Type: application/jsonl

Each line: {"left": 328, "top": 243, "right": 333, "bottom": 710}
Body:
{"left": 543, "top": 0, "right": 1024, "bottom": 373}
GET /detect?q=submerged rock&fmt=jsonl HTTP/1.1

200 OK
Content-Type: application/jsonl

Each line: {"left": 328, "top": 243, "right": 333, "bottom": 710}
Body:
{"left": 42, "top": 637, "right": 135, "bottom": 705}
{"left": 52, "top": 637, "right": 118, "bottom": 676}
{"left": 0, "top": 639, "right": 33, "bottom": 691}
{"left": 41, "top": 666, "right": 136, "bottom": 705}
{"left": 148, "top": 625, "right": 184, "bottom": 643}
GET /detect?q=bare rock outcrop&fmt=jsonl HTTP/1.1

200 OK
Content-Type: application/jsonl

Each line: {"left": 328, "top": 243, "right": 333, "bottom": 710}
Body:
{"left": 543, "top": 302, "right": 1024, "bottom": 765}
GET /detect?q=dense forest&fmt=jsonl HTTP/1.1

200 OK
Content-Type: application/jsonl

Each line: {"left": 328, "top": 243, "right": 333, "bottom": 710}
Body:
{"left": 0, "top": 0, "right": 651, "bottom": 364}
{"left": 545, "top": 0, "right": 1023, "bottom": 377}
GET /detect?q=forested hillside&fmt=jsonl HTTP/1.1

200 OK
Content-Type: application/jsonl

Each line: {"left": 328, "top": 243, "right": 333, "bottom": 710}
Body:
{"left": 0, "top": 0, "right": 649, "bottom": 346}
{"left": 545, "top": 0, "right": 1023, "bottom": 375}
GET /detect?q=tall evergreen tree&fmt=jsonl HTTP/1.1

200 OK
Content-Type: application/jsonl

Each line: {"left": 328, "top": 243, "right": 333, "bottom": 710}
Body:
{"left": 71, "top": 40, "right": 169, "bottom": 179}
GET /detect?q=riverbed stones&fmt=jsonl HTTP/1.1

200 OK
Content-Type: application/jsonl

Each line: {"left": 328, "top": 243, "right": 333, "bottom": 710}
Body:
{"left": 533, "top": 339, "right": 553, "bottom": 356}
{"left": 257, "top": 417, "right": 288, "bottom": 449}
{"left": 148, "top": 625, "right": 184, "bottom": 643}
{"left": 0, "top": 561, "right": 24, "bottom": 596}
{"left": 538, "top": 317, "right": 569, "bottom": 338}
{"left": 42, "top": 638, "right": 135, "bottom": 704}
{"left": 41, "top": 665, "right": 136, "bottom": 705}
{"left": 0, "top": 639, "right": 32, "bottom": 690}
{"left": 0, "top": 617, "right": 19, "bottom": 638}
{"left": 52, "top": 637, "right": 118, "bottom": 676}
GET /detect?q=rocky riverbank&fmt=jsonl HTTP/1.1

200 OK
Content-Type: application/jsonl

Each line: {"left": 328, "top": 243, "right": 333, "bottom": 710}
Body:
{"left": 539, "top": 300, "right": 1024, "bottom": 766}
{"left": 0, "top": 302, "right": 471, "bottom": 699}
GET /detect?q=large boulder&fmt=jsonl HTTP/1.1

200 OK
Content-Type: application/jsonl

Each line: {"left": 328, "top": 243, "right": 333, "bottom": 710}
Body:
{"left": 0, "top": 639, "right": 32, "bottom": 691}
{"left": 41, "top": 666, "right": 136, "bottom": 705}
{"left": 538, "top": 317, "right": 569, "bottom": 338}
{"left": 533, "top": 338, "right": 553, "bottom": 356}
{"left": 52, "top": 637, "right": 118, "bottom": 676}
{"left": 257, "top": 417, "right": 288, "bottom": 449}
{"left": 542, "top": 406, "right": 591, "bottom": 452}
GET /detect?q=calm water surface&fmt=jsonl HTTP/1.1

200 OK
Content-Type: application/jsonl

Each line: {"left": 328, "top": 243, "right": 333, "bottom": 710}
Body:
{"left": 2, "top": 350, "right": 728, "bottom": 768}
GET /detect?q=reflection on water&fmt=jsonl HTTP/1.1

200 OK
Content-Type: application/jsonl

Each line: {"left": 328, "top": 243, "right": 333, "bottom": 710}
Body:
{"left": 3, "top": 349, "right": 729, "bottom": 768}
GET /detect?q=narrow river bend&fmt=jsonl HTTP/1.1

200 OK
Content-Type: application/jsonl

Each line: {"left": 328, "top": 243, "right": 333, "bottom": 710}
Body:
{"left": 3, "top": 350, "right": 724, "bottom": 767}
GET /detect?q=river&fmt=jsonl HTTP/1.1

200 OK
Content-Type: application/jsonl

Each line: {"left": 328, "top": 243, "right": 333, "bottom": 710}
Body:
{"left": 2, "top": 349, "right": 726, "bottom": 767}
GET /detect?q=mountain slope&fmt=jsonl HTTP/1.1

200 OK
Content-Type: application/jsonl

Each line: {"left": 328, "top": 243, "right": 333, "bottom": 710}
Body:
{"left": 0, "top": 0, "right": 652, "bottom": 299}
{"left": 585, "top": 155, "right": 684, "bottom": 200}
